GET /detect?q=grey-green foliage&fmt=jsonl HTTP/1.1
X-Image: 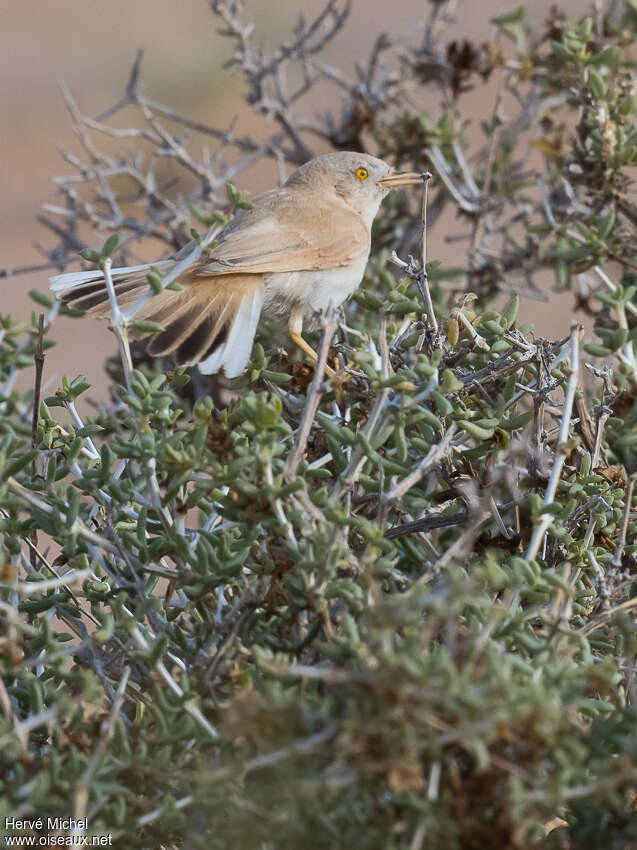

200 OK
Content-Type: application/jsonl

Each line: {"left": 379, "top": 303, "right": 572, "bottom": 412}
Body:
{"left": 2, "top": 3, "right": 637, "bottom": 849}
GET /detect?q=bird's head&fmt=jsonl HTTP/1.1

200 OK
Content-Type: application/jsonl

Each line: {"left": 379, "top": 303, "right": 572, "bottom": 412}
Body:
{"left": 286, "top": 152, "right": 424, "bottom": 227}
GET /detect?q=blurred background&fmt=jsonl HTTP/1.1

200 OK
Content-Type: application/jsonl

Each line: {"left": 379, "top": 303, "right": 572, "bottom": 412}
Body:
{"left": 2, "top": 0, "right": 584, "bottom": 401}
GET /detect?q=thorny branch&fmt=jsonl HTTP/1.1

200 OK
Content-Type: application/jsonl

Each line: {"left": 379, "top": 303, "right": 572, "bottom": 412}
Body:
{"left": 525, "top": 324, "right": 583, "bottom": 564}
{"left": 7, "top": 0, "right": 634, "bottom": 309}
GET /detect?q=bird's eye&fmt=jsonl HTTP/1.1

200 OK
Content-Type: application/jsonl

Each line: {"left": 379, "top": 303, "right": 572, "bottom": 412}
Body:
{"left": 355, "top": 167, "right": 369, "bottom": 180}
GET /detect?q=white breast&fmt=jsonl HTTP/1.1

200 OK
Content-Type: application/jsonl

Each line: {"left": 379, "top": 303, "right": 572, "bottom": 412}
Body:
{"left": 263, "top": 253, "right": 368, "bottom": 319}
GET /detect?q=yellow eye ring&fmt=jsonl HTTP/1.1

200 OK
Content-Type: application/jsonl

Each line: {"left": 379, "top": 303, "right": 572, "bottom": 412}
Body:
{"left": 355, "top": 167, "right": 369, "bottom": 180}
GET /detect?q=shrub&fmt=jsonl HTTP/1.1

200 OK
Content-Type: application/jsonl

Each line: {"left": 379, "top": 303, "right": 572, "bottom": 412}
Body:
{"left": 2, "top": 2, "right": 637, "bottom": 847}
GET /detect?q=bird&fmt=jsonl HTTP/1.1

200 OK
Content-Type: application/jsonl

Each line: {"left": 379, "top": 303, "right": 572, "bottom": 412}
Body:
{"left": 50, "top": 152, "right": 423, "bottom": 378}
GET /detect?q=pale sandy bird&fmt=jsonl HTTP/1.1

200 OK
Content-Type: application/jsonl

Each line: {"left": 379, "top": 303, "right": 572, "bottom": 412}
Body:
{"left": 50, "top": 152, "right": 422, "bottom": 377}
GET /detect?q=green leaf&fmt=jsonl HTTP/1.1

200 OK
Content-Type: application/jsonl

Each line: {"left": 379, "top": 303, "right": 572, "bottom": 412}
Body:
{"left": 555, "top": 258, "right": 568, "bottom": 288}
{"left": 102, "top": 234, "right": 121, "bottom": 258}
{"left": 501, "top": 295, "right": 520, "bottom": 328}
{"left": 76, "top": 424, "right": 104, "bottom": 438}
{"left": 590, "top": 46, "right": 621, "bottom": 67}
{"left": 128, "top": 320, "right": 166, "bottom": 334}
{"left": 457, "top": 420, "right": 495, "bottom": 441}
{"left": 501, "top": 412, "right": 533, "bottom": 431}
{"left": 580, "top": 451, "right": 592, "bottom": 476}
{"left": 147, "top": 268, "right": 164, "bottom": 295}
{"left": 597, "top": 210, "right": 616, "bottom": 240}
{"left": 584, "top": 343, "right": 613, "bottom": 357}
{"left": 354, "top": 290, "right": 383, "bottom": 310}
{"left": 69, "top": 375, "right": 91, "bottom": 399}
{"left": 1, "top": 449, "right": 37, "bottom": 480}
{"left": 587, "top": 67, "right": 607, "bottom": 100}
{"left": 29, "top": 290, "right": 54, "bottom": 309}
{"left": 551, "top": 41, "right": 573, "bottom": 62}
{"left": 490, "top": 6, "right": 524, "bottom": 26}
{"left": 44, "top": 395, "right": 66, "bottom": 407}
{"left": 226, "top": 182, "right": 252, "bottom": 210}
{"left": 440, "top": 369, "right": 462, "bottom": 393}
{"left": 79, "top": 247, "right": 101, "bottom": 264}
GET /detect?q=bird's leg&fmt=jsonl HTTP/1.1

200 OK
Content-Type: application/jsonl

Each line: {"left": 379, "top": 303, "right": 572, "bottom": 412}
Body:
{"left": 288, "top": 306, "right": 335, "bottom": 377}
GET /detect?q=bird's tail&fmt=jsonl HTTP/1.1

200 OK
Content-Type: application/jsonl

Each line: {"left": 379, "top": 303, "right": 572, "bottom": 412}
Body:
{"left": 49, "top": 263, "right": 264, "bottom": 378}
{"left": 50, "top": 262, "right": 172, "bottom": 316}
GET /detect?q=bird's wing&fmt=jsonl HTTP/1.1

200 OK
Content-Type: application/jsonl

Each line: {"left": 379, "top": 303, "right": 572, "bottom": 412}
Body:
{"left": 195, "top": 190, "right": 370, "bottom": 276}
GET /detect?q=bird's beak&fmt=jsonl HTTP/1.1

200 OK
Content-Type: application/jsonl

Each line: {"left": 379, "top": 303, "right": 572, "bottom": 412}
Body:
{"left": 376, "top": 171, "right": 425, "bottom": 189}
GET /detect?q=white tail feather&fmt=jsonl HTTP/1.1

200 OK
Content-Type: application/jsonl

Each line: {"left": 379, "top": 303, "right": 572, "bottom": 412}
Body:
{"left": 196, "top": 345, "right": 226, "bottom": 376}
{"left": 49, "top": 261, "right": 171, "bottom": 295}
{"left": 198, "top": 289, "right": 264, "bottom": 377}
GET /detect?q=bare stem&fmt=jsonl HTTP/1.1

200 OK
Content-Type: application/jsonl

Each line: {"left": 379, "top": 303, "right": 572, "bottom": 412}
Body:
{"left": 383, "top": 424, "right": 456, "bottom": 507}
{"left": 102, "top": 257, "right": 132, "bottom": 391}
{"left": 29, "top": 313, "right": 45, "bottom": 568}
{"left": 611, "top": 473, "right": 636, "bottom": 570}
{"left": 418, "top": 172, "right": 438, "bottom": 335}
{"left": 284, "top": 308, "right": 337, "bottom": 481}
{"left": 525, "top": 325, "right": 583, "bottom": 564}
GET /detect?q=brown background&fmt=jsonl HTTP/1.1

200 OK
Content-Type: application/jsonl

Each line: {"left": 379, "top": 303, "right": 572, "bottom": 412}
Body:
{"left": 1, "top": 0, "right": 584, "bottom": 402}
